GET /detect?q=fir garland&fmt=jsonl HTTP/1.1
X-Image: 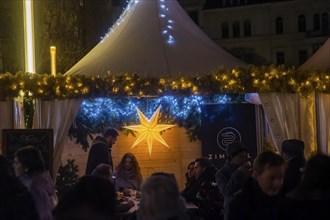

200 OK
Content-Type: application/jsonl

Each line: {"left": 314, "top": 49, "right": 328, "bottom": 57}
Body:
{"left": 1, "top": 65, "right": 330, "bottom": 100}
{"left": 68, "top": 95, "right": 244, "bottom": 150}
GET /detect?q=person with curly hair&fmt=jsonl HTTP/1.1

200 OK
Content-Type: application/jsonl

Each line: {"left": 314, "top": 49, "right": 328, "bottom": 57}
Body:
{"left": 114, "top": 153, "right": 143, "bottom": 193}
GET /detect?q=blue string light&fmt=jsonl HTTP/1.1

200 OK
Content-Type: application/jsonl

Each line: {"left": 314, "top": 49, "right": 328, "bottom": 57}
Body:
{"left": 70, "top": 95, "right": 244, "bottom": 144}
{"left": 100, "top": 0, "right": 177, "bottom": 45}
{"left": 159, "top": 0, "right": 176, "bottom": 45}
{"left": 79, "top": 95, "right": 237, "bottom": 126}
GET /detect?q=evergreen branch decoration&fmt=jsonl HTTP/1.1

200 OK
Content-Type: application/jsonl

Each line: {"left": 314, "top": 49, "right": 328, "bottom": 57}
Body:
{"left": 1, "top": 65, "right": 330, "bottom": 100}
{"left": 68, "top": 95, "right": 244, "bottom": 149}
{"left": 55, "top": 159, "right": 79, "bottom": 198}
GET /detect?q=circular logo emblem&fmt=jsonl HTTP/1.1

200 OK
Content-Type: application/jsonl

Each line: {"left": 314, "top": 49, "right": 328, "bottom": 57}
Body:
{"left": 217, "top": 127, "right": 241, "bottom": 151}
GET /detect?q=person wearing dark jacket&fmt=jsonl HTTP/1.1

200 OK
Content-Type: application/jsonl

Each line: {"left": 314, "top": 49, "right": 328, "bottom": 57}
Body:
{"left": 181, "top": 161, "right": 197, "bottom": 201}
{"left": 184, "top": 161, "right": 196, "bottom": 188}
{"left": 91, "top": 163, "right": 136, "bottom": 215}
{"left": 215, "top": 142, "right": 251, "bottom": 218}
{"left": 85, "top": 128, "right": 119, "bottom": 175}
{"left": 182, "top": 157, "right": 223, "bottom": 220}
{"left": 278, "top": 154, "right": 330, "bottom": 220}
{"left": 281, "top": 139, "right": 305, "bottom": 195}
{"left": 227, "top": 151, "right": 285, "bottom": 220}
{"left": 53, "top": 175, "right": 117, "bottom": 220}
{"left": 0, "top": 155, "right": 39, "bottom": 220}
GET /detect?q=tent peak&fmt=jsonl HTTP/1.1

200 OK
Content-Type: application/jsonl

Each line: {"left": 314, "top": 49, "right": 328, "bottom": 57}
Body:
{"left": 66, "top": 0, "right": 245, "bottom": 78}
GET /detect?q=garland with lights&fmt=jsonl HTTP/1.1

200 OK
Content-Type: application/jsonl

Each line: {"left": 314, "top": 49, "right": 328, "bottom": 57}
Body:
{"left": 1, "top": 65, "right": 330, "bottom": 100}
{"left": 68, "top": 95, "right": 244, "bottom": 150}
{"left": 2, "top": 65, "right": 328, "bottom": 149}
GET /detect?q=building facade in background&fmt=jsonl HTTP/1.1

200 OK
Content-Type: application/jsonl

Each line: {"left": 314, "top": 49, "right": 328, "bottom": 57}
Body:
{"left": 198, "top": 0, "right": 329, "bottom": 66}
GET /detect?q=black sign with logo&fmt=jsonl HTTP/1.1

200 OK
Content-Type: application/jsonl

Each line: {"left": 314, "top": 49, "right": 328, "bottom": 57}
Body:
{"left": 2, "top": 129, "right": 53, "bottom": 177}
{"left": 201, "top": 103, "right": 258, "bottom": 169}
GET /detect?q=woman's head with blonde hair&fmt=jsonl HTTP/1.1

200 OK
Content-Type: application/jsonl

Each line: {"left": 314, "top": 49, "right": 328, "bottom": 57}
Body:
{"left": 137, "top": 173, "right": 189, "bottom": 220}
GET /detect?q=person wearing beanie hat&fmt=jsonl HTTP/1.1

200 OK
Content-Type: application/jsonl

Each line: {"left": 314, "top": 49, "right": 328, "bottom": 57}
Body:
{"left": 216, "top": 142, "right": 251, "bottom": 219}
{"left": 226, "top": 142, "right": 247, "bottom": 159}
{"left": 281, "top": 139, "right": 306, "bottom": 195}
{"left": 282, "top": 139, "right": 305, "bottom": 157}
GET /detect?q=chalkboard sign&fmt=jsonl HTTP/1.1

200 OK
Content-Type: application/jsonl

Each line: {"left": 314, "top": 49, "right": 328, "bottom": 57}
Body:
{"left": 2, "top": 129, "right": 53, "bottom": 177}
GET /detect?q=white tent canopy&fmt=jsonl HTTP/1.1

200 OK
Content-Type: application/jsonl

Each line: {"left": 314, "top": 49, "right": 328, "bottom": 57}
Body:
{"left": 300, "top": 38, "right": 330, "bottom": 70}
{"left": 246, "top": 39, "right": 330, "bottom": 155}
{"left": 300, "top": 38, "right": 330, "bottom": 154}
{"left": 66, "top": 0, "right": 245, "bottom": 77}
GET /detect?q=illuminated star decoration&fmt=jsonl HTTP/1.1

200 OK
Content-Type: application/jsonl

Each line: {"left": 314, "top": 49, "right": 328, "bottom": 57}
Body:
{"left": 123, "top": 106, "right": 175, "bottom": 156}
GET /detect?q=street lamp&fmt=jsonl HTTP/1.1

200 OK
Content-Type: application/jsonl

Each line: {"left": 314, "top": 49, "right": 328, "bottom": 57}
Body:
{"left": 50, "top": 46, "right": 56, "bottom": 76}
{"left": 23, "top": 0, "right": 35, "bottom": 73}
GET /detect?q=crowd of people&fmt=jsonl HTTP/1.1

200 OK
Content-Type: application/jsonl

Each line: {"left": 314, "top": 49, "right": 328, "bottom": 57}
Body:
{"left": 1, "top": 127, "right": 330, "bottom": 220}
{"left": 181, "top": 140, "right": 330, "bottom": 220}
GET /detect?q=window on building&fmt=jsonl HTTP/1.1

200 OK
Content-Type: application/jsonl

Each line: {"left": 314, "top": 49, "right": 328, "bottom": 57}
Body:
{"left": 244, "top": 19, "right": 251, "bottom": 37}
{"left": 276, "top": 52, "right": 285, "bottom": 65}
{"left": 233, "top": 21, "right": 240, "bottom": 38}
{"left": 298, "top": 15, "right": 306, "bottom": 32}
{"left": 275, "top": 17, "right": 283, "bottom": 34}
{"left": 321, "top": 12, "right": 329, "bottom": 35}
{"left": 313, "top": 13, "right": 320, "bottom": 30}
{"left": 299, "top": 50, "right": 308, "bottom": 65}
{"left": 222, "top": 22, "right": 229, "bottom": 38}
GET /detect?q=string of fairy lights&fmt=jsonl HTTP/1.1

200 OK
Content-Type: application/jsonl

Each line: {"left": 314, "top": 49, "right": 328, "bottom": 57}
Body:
{"left": 0, "top": 66, "right": 329, "bottom": 100}
{"left": 100, "top": 0, "right": 137, "bottom": 43}
{"left": 100, "top": 0, "right": 176, "bottom": 45}
{"left": 159, "top": 0, "right": 176, "bottom": 45}
{"left": 79, "top": 95, "right": 233, "bottom": 125}
{"left": 71, "top": 94, "right": 241, "bottom": 144}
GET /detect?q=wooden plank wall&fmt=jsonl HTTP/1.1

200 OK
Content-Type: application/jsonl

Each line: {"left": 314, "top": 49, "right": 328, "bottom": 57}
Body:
{"left": 61, "top": 127, "right": 202, "bottom": 189}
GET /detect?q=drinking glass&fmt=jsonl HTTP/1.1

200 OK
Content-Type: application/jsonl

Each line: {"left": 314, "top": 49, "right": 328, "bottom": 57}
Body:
{"left": 130, "top": 189, "right": 137, "bottom": 199}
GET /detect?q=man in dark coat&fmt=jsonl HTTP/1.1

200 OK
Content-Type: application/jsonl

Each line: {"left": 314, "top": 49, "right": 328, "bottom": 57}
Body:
{"left": 85, "top": 128, "right": 119, "bottom": 175}
{"left": 281, "top": 139, "right": 305, "bottom": 195}
{"left": 278, "top": 154, "right": 330, "bottom": 220}
{"left": 215, "top": 142, "right": 251, "bottom": 217}
{"left": 227, "top": 151, "right": 285, "bottom": 220}
{"left": 182, "top": 157, "right": 224, "bottom": 220}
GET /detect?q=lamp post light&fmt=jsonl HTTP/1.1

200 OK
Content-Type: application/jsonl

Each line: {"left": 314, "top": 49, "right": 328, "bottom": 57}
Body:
{"left": 50, "top": 46, "right": 56, "bottom": 76}
{"left": 23, "top": 0, "right": 35, "bottom": 73}
{"left": 22, "top": 0, "right": 36, "bottom": 130}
